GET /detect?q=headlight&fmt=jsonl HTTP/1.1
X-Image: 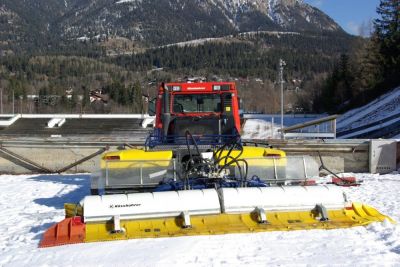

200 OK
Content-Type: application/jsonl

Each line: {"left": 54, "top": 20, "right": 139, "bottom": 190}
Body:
{"left": 213, "top": 85, "right": 221, "bottom": 91}
{"left": 172, "top": 86, "right": 181, "bottom": 91}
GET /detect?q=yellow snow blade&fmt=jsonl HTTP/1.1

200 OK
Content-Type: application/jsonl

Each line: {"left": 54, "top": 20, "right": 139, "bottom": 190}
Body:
{"left": 80, "top": 203, "right": 394, "bottom": 243}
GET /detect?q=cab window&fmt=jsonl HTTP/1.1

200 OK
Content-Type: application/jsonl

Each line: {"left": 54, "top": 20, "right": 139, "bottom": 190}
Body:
{"left": 173, "top": 94, "right": 221, "bottom": 113}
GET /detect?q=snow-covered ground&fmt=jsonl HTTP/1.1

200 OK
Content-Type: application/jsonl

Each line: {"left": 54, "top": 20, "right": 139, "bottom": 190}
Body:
{"left": 0, "top": 173, "right": 399, "bottom": 266}
{"left": 242, "top": 119, "right": 281, "bottom": 139}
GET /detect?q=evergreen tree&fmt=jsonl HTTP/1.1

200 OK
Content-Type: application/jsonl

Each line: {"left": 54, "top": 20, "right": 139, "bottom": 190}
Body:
{"left": 317, "top": 54, "right": 355, "bottom": 113}
{"left": 337, "top": 54, "right": 354, "bottom": 102}
{"left": 131, "top": 81, "right": 142, "bottom": 114}
{"left": 69, "top": 91, "right": 78, "bottom": 111}
{"left": 118, "top": 86, "right": 129, "bottom": 106}
{"left": 81, "top": 86, "right": 90, "bottom": 110}
{"left": 354, "top": 35, "right": 385, "bottom": 101}
{"left": 373, "top": 0, "right": 400, "bottom": 89}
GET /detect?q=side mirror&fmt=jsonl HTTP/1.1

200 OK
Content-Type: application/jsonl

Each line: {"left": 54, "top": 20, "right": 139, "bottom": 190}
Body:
{"left": 238, "top": 97, "right": 243, "bottom": 118}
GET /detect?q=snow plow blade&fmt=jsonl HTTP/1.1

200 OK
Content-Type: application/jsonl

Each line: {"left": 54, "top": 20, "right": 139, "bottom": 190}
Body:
{"left": 83, "top": 203, "right": 391, "bottom": 242}
{"left": 39, "top": 217, "right": 85, "bottom": 248}
{"left": 39, "top": 186, "right": 394, "bottom": 248}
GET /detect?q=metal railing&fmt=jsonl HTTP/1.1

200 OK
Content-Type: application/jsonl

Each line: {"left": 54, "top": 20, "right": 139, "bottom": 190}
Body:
{"left": 145, "top": 128, "right": 240, "bottom": 148}
{"left": 280, "top": 115, "right": 338, "bottom": 139}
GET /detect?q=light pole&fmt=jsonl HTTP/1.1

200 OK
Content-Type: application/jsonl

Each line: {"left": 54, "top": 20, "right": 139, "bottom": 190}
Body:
{"left": 12, "top": 90, "right": 15, "bottom": 115}
{"left": 279, "top": 59, "right": 286, "bottom": 139}
{"left": 0, "top": 88, "right": 3, "bottom": 114}
{"left": 19, "top": 96, "right": 23, "bottom": 114}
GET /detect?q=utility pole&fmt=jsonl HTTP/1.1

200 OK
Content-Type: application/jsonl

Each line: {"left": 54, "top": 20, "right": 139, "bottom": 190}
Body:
{"left": 279, "top": 59, "right": 286, "bottom": 139}
{"left": 0, "top": 88, "right": 3, "bottom": 114}
{"left": 19, "top": 96, "right": 23, "bottom": 114}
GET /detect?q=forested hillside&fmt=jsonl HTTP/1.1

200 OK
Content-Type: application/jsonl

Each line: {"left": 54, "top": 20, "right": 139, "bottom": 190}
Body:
{"left": 115, "top": 31, "right": 355, "bottom": 78}
{"left": 1, "top": 0, "right": 396, "bottom": 114}
{"left": 0, "top": 30, "right": 360, "bottom": 113}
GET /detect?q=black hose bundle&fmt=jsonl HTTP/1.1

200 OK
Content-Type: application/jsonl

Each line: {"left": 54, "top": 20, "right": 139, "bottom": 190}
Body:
{"left": 214, "top": 135, "right": 248, "bottom": 187}
{"left": 183, "top": 131, "right": 216, "bottom": 189}
{"left": 181, "top": 131, "right": 249, "bottom": 189}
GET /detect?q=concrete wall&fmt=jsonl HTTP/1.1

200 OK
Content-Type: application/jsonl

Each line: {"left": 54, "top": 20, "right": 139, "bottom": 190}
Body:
{"left": 0, "top": 139, "right": 373, "bottom": 175}
{"left": 0, "top": 145, "right": 112, "bottom": 174}
{"left": 397, "top": 141, "right": 400, "bottom": 169}
{"left": 266, "top": 139, "right": 370, "bottom": 174}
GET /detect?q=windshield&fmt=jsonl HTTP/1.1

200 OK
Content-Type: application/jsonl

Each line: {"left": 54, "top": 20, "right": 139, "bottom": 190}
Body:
{"left": 173, "top": 94, "right": 221, "bottom": 113}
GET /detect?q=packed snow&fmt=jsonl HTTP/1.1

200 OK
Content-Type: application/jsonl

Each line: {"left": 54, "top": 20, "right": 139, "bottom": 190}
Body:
{"left": 337, "top": 87, "right": 400, "bottom": 129}
{"left": 337, "top": 86, "right": 400, "bottom": 137}
{"left": 242, "top": 119, "right": 281, "bottom": 139}
{"left": 0, "top": 173, "right": 399, "bottom": 266}
{"left": 242, "top": 115, "right": 325, "bottom": 140}
{"left": 116, "top": 0, "right": 142, "bottom": 4}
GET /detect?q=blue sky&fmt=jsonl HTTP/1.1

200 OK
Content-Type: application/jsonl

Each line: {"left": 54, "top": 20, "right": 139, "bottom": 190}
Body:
{"left": 304, "top": 0, "right": 381, "bottom": 35}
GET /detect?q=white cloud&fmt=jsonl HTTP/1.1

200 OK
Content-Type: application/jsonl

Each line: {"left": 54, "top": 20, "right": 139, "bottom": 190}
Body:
{"left": 346, "top": 21, "right": 361, "bottom": 35}
{"left": 309, "top": 0, "right": 325, "bottom": 8}
{"left": 347, "top": 19, "right": 374, "bottom": 37}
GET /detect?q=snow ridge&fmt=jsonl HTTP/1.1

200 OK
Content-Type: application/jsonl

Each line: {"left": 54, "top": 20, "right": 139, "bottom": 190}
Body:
{"left": 337, "top": 86, "right": 400, "bottom": 132}
{"left": 156, "top": 30, "right": 300, "bottom": 49}
{"left": 116, "top": 0, "right": 142, "bottom": 4}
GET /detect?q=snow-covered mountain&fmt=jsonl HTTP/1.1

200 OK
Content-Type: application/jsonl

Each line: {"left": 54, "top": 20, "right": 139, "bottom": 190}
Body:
{"left": 209, "top": 0, "right": 339, "bottom": 31}
{"left": 1, "top": 0, "right": 344, "bottom": 50}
